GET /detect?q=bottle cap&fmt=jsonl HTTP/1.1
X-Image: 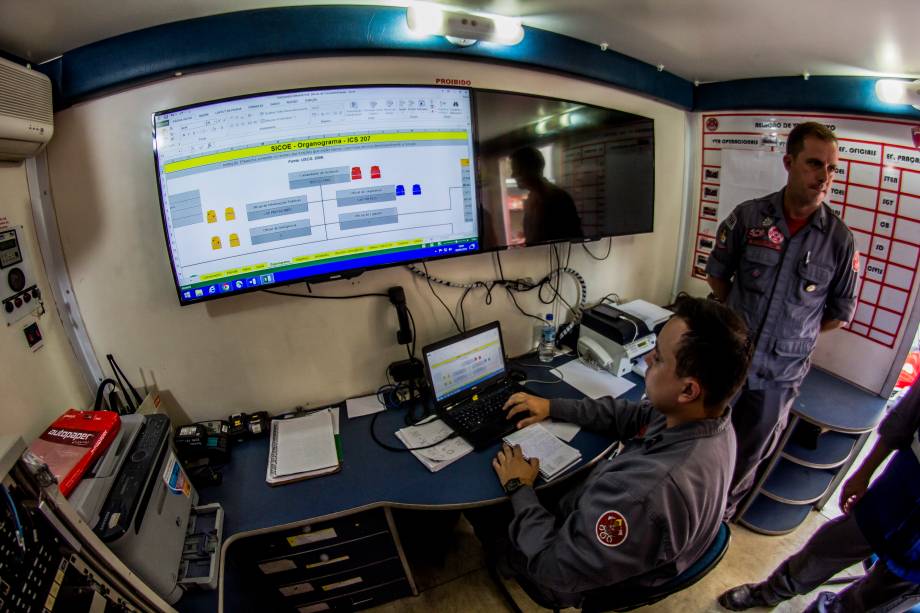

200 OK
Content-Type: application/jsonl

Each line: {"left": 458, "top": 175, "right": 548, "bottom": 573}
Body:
{"left": 546, "top": 313, "right": 553, "bottom": 321}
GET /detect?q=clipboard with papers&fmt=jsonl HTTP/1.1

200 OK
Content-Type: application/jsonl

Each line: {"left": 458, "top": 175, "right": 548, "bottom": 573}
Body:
{"left": 266, "top": 408, "right": 342, "bottom": 486}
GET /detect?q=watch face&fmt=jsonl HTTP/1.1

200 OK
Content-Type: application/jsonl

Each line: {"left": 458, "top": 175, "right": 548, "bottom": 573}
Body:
{"left": 504, "top": 477, "right": 523, "bottom": 494}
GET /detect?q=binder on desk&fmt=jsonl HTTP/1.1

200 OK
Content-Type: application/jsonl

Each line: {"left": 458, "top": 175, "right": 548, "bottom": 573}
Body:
{"left": 266, "top": 408, "right": 341, "bottom": 486}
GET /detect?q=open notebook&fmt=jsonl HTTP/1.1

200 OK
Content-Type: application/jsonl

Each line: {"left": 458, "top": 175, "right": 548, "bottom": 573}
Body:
{"left": 266, "top": 408, "right": 341, "bottom": 485}
{"left": 503, "top": 423, "right": 581, "bottom": 482}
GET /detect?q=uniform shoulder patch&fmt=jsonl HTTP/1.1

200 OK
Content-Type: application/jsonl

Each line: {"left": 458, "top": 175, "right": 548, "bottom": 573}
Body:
{"left": 595, "top": 510, "right": 629, "bottom": 547}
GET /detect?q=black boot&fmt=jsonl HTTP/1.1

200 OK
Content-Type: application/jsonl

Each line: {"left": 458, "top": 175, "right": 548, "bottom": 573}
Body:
{"left": 718, "top": 583, "right": 782, "bottom": 610}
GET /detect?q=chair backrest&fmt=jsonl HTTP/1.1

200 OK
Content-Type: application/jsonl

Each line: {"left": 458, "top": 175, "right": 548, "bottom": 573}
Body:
{"left": 581, "top": 522, "right": 732, "bottom": 613}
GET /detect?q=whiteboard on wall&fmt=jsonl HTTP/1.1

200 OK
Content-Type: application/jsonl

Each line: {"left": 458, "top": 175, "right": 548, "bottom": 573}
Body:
{"left": 690, "top": 112, "right": 920, "bottom": 394}
{"left": 719, "top": 149, "right": 786, "bottom": 222}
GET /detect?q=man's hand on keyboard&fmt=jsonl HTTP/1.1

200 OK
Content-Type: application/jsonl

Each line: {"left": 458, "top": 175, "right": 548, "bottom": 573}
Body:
{"left": 503, "top": 392, "right": 550, "bottom": 429}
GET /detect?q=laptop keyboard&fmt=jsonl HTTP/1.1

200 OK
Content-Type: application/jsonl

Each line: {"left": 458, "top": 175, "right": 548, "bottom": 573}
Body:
{"left": 450, "top": 384, "right": 515, "bottom": 432}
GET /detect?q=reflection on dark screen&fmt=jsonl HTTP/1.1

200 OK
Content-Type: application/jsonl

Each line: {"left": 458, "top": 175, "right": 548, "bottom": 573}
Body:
{"left": 475, "top": 91, "right": 655, "bottom": 250}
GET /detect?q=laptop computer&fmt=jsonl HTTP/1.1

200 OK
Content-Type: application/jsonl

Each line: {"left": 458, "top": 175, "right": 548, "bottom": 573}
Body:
{"left": 422, "top": 321, "right": 525, "bottom": 449}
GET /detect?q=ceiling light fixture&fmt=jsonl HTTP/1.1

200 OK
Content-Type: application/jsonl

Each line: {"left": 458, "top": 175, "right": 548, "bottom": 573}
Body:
{"left": 406, "top": 2, "right": 524, "bottom": 47}
{"left": 875, "top": 79, "right": 920, "bottom": 110}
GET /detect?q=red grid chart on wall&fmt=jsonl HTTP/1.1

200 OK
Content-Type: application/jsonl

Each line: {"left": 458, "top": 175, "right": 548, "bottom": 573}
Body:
{"left": 691, "top": 112, "right": 920, "bottom": 348}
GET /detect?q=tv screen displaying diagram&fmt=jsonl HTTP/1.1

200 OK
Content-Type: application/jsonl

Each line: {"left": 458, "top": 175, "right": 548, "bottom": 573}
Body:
{"left": 153, "top": 85, "right": 479, "bottom": 305}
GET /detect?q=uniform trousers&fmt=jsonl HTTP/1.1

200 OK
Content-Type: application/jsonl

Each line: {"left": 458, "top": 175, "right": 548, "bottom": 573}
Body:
{"left": 465, "top": 481, "right": 583, "bottom": 609}
{"left": 760, "top": 511, "right": 920, "bottom": 612}
{"left": 725, "top": 383, "right": 798, "bottom": 519}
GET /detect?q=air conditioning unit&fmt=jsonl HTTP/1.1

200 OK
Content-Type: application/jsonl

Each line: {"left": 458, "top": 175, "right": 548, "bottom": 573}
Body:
{"left": 0, "top": 56, "right": 53, "bottom": 161}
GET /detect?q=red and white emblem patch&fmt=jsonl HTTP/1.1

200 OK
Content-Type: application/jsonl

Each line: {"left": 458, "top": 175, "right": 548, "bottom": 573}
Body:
{"left": 705, "top": 117, "right": 719, "bottom": 132}
{"left": 595, "top": 510, "right": 628, "bottom": 547}
{"left": 767, "top": 226, "right": 784, "bottom": 245}
{"left": 853, "top": 251, "right": 860, "bottom": 273}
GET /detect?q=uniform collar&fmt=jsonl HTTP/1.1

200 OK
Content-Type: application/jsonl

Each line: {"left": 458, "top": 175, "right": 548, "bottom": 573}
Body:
{"left": 642, "top": 409, "right": 732, "bottom": 451}
{"left": 764, "top": 188, "right": 828, "bottom": 234}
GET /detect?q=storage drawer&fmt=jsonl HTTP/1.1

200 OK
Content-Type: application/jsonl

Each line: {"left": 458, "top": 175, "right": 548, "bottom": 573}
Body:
{"left": 293, "top": 578, "right": 413, "bottom": 612}
{"left": 239, "top": 508, "right": 389, "bottom": 559}
{"left": 256, "top": 532, "right": 397, "bottom": 584}
{"left": 279, "top": 558, "right": 406, "bottom": 607}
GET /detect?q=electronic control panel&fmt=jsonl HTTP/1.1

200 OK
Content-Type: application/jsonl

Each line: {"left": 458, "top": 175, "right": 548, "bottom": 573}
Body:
{"left": 0, "top": 227, "right": 42, "bottom": 325}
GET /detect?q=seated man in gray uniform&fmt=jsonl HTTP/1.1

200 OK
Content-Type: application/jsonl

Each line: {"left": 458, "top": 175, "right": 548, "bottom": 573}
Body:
{"left": 482, "top": 296, "right": 752, "bottom": 608}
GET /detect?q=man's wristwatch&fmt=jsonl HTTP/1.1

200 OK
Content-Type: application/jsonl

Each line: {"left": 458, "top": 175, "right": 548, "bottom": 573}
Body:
{"left": 503, "top": 477, "right": 526, "bottom": 495}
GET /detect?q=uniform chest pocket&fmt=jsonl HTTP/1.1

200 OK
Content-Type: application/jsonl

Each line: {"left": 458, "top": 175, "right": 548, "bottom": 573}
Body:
{"left": 739, "top": 247, "right": 781, "bottom": 293}
{"left": 794, "top": 260, "right": 834, "bottom": 304}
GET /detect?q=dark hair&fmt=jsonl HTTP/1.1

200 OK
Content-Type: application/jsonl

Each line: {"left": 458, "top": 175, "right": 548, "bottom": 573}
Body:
{"left": 671, "top": 296, "right": 752, "bottom": 412}
{"left": 510, "top": 146, "right": 545, "bottom": 173}
{"left": 786, "top": 121, "right": 837, "bottom": 158}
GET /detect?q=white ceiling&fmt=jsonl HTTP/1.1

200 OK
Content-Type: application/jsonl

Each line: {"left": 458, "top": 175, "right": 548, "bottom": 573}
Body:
{"left": 2, "top": 0, "right": 919, "bottom": 83}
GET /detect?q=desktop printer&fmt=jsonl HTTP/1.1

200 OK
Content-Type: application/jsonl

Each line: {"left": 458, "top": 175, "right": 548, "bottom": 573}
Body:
{"left": 577, "top": 300, "right": 672, "bottom": 377}
{"left": 71, "top": 411, "right": 223, "bottom": 604}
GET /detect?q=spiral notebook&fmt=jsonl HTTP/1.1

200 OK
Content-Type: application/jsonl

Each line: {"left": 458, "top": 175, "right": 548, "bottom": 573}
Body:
{"left": 503, "top": 423, "right": 581, "bottom": 482}
{"left": 266, "top": 408, "right": 341, "bottom": 485}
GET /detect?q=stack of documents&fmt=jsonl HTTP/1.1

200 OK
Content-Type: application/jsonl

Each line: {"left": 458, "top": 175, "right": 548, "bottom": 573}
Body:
{"left": 266, "top": 408, "right": 341, "bottom": 485}
{"left": 395, "top": 417, "right": 473, "bottom": 472}
{"left": 503, "top": 423, "right": 582, "bottom": 481}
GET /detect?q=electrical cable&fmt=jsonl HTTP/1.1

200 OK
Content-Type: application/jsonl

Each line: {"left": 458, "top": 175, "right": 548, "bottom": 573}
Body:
{"left": 369, "top": 405, "right": 458, "bottom": 452}
{"left": 1, "top": 485, "right": 26, "bottom": 554}
{"left": 107, "top": 354, "right": 143, "bottom": 412}
{"left": 407, "top": 254, "right": 589, "bottom": 343}
{"left": 495, "top": 251, "right": 507, "bottom": 282}
{"left": 503, "top": 284, "right": 547, "bottom": 324}
{"left": 582, "top": 237, "right": 613, "bottom": 260}
{"left": 421, "top": 261, "right": 463, "bottom": 333}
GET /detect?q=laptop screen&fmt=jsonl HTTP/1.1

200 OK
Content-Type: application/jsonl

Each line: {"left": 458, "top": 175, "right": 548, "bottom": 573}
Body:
{"left": 426, "top": 325, "right": 506, "bottom": 402}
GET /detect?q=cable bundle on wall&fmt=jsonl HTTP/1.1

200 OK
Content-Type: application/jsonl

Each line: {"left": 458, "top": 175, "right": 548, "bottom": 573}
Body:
{"left": 406, "top": 250, "right": 589, "bottom": 341}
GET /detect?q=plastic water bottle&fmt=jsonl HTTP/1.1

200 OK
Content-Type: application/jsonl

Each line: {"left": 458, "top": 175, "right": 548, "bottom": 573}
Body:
{"left": 539, "top": 313, "right": 556, "bottom": 363}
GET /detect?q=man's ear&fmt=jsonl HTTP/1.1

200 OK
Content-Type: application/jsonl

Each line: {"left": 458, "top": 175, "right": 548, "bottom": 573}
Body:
{"left": 782, "top": 153, "right": 793, "bottom": 171}
{"left": 679, "top": 378, "right": 702, "bottom": 405}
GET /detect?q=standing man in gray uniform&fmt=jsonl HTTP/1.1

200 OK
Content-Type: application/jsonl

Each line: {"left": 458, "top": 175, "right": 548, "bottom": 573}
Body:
{"left": 705, "top": 122, "right": 859, "bottom": 518}
{"left": 480, "top": 297, "right": 751, "bottom": 608}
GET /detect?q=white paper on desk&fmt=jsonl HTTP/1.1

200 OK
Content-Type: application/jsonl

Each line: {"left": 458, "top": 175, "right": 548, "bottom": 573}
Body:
{"left": 551, "top": 360, "right": 635, "bottom": 399}
{"left": 397, "top": 418, "right": 472, "bottom": 462}
{"left": 542, "top": 419, "right": 580, "bottom": 442}
{"left": 345, "top": 394, "right": 384, "bottom": 419}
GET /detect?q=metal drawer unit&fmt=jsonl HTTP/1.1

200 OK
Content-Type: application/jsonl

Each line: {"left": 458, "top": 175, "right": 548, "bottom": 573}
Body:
{"left": 280, "top": 557, "right": 407, "bottom": 608}
{"left": 240, "top": 508, "right": 391, "bottom": 560}
{"left": 222, "top": 507, "right": 416, "bottom": 613}
{"left": 256, "top": 531, "right": 398, "bottom": 585}
{"left": 293, "top": 578, "right": 413, "bottom": 613}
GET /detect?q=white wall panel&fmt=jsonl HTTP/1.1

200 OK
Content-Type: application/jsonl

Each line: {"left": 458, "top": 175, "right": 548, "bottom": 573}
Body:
{"left": 46, "top": 55, "right": 687, "bottom": 419}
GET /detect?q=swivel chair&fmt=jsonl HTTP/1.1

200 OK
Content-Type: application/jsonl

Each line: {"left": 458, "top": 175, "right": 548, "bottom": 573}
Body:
{"left": 494, "top": 521, "right": 732, "bottom": 613}
{"left": 580, "top": 521, "right": 732, "bottom": 612}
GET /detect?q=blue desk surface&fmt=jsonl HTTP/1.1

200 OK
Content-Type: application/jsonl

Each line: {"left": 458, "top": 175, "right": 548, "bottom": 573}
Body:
{"left": 179, "top": 355, "right": 643, "bottom": 613}
{"left": 196, "top": 355, "right": 644, "bottom": 537}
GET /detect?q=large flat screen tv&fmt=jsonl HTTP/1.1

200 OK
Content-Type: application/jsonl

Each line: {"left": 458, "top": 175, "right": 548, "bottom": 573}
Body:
{"left": 474, "top": 90, "right": 654, "bottom": 250}
{"left": 153, "top": 86, "right": 479, "bottom": 305}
